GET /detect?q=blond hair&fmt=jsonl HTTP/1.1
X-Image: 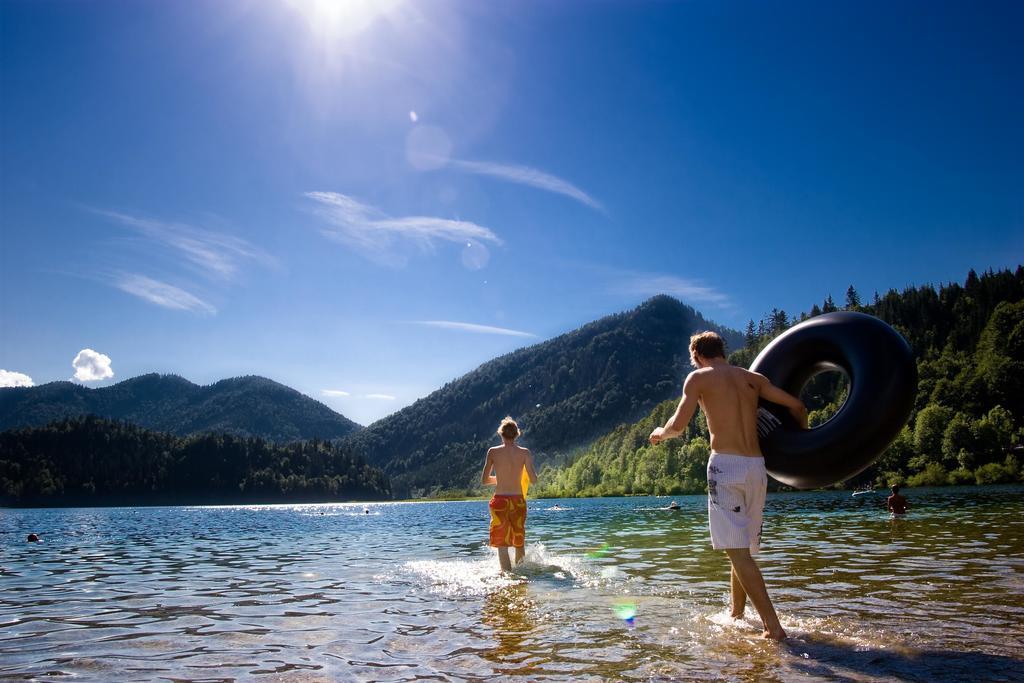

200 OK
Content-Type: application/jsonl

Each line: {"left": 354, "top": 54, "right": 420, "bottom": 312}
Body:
{"left": 689, "top": 331, "right": 726, "bottom": 360}
{"left": 498, "top": 416, "right": 520, "bottom": 440}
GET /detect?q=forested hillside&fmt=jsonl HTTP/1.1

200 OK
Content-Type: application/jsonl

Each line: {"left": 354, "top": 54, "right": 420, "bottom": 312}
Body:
{"left": 0, "top": 374, "right": 361, "bottom": 442}
{"left": 345, "top": 296, "right": 742, "bottom": 498}
{"left": 537, "top": 267, "right": 1024, "bottom": 497}
{"left": 0, "top": 416, "right": 389, "bottom": 506}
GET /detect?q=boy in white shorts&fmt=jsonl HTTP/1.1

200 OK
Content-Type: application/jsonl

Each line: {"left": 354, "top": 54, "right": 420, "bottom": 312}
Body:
{"left": 707, "top": 452, "right": 767, "bottom": 554}
{"left": 649, "top": 331, "right": 807, "bottom": 641}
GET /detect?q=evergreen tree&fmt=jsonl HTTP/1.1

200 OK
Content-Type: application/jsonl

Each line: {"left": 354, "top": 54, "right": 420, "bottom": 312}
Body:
{"left": 845, "top": 285, "right": 861, "bottom": 309}
{"left": 966, "top": 269, "right": 980, "bottom": 290}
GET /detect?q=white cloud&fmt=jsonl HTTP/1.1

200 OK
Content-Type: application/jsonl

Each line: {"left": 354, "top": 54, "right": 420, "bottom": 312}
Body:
{"left": 114, "top": 273, "right": 218, "bottom": 314}
{"left": 94, "top": 209, "right": 277, "bottom": 280}
{"left": 612, "top": 273, "right": 732, "bottom": 307}
{"left": 72, "top": 349, "right": 114, "bottom": 382}
{"left": 321, "top": 389, "right": 351, "bottom": 397}
{"left": 448, "top": 159, "right": 604, "bottom": 213}
{"left": 365, "top": 393, "right": 396, "bottom": 400}
{"left": 411, "top": 320, "right": 538, "bottom": 338}
{"left": 409, "top": 110, "right": 418, "bottom": 122}
{"left": 305, "top": 191, "right": 502, "bottom": 266}
{"left": 0, "top": 370, "right": 34, "bottom": 387}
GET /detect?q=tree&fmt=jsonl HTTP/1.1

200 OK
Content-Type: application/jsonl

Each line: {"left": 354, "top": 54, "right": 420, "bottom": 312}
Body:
{"left": 966, "top": 269, "right": 980, "bottom": 291}
{"left": 744, "top": 320, "right": 757, "bottom": 349}
{"left": 974, "top": 301, "right": 1024, "bottom": 419}
{"left": 914, "top": 404, "right": 955, "bottom": 464}
{"left": 942, "top": 413, "right": 976, "bottom": 469}
{"left": 845, "top": 285, "right": 861, "bottom": 310}
{"left": 822, "top": 295, "right": 837, "bottom": 313}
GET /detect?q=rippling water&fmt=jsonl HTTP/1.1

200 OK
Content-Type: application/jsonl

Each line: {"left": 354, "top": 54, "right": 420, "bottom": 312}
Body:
{"left": 2, "top": 486, "right": 1023, "bottom": 681}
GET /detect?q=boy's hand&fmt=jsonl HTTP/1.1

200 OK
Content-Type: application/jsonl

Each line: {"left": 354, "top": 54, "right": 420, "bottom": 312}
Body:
{"left": 649, "top": 427, "right": 667, "bottom": 445}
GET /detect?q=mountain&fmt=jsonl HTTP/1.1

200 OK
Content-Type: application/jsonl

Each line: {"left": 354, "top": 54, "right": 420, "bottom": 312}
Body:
{"left": 0, "top": 374, "right": 362, "bottom": 442}
{"left": 538, "top": 267, "right": 1024, "bottom": 496}
{"left": 345, "top": 296, "right": 742, "bottom": 497}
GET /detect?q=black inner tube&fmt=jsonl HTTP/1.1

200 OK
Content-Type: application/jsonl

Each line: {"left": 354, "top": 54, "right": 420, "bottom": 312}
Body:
{"left": 749, "top": 312, "right": 917, "bottom": 489}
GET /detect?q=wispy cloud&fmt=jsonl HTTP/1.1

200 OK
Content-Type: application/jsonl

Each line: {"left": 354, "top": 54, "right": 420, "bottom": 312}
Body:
{"left": 305, "top": 191, "right": 501, "bottom": 266}
{"left": 321, "top": 389, "right": 351, "bottom": 397}
{"left": 448, "top": 159, "right": 604, "bottom": 213}
{"left": 410, "top": 320, "right": 538, "bottom": 338}
{"left": 114, "top": 273, "right": 217, "bottom": 314}
{"left": 94, "top": 209, "right": 277, "bottom": 280}
{"left": 612, "top": 273, "right": 732, "bottom": 308}
{"left": 365, "top": 393, "right": 396, "bottom": 400}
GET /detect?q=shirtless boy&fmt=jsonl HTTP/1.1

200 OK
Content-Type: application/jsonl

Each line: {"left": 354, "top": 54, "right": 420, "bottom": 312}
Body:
{"left": 481, "top": 417, "right": 538, "bottom": 571}
{"left": 649, "top": 331, "right": 808, "bottom": 641}
{"left": 887, "top": 485, "right": 908, "bottom": 515}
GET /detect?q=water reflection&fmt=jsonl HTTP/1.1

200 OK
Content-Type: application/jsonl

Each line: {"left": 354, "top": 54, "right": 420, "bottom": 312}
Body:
{"left": 481, "top": 584, "right": 535, "bottom": 669}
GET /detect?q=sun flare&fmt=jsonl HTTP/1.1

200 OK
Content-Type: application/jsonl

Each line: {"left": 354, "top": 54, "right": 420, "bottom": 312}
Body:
{"left": 285, "top": 0, "right": 401, "bottom": 40}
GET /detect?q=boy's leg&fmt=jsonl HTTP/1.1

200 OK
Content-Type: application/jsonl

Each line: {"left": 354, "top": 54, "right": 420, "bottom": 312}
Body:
{"left": 730, "top": 564, "right": 747, "bottom": 618}
{"left": 514, "top": 545, "right": 525, "bottom": 565}
{"left": 496, "top": 546, "right": 512, "bottom": 572}
{"left": 725, "top": 548, "right": 785, "bottom": 640}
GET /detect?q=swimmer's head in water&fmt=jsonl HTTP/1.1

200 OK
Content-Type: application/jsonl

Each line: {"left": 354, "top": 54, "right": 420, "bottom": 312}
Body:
{"left": 498, "top": 416, "right": 519, "bottom": 441}
{"left": 27, "top": 533, "right": 39, "bottom": 543}
{"left": 689, "top": 331, "right": 726, "bottom": 367}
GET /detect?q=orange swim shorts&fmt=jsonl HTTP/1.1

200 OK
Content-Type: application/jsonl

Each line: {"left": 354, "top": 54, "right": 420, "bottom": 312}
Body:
{"left": 489, "top": 495, "right": 527, "bottom": 548}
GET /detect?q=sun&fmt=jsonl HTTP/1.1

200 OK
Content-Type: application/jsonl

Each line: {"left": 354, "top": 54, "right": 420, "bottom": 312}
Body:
{"left": 284, "top": 0, "right": 401, "bottom": 41}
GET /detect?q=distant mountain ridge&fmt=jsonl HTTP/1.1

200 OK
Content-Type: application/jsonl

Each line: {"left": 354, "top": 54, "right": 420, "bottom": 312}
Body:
{"left": 344, "top": 296, "right": 742, "bottom": 497}
{"left": 0, "top": 373, "right": 362, "bottom": 442}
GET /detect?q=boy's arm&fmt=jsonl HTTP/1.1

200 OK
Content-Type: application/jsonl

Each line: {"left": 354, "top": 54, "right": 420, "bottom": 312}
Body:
{"left": 650, "top": 373, "right": 700, "bottom": 444}
{"left": 481, "top": 449, "right": 496, "bottom": 486}
{"left": 756, "top": 374, "right": 809, "bottom": 429}
{"left": 525, "top": 449, "right": 538, "bottom": 484}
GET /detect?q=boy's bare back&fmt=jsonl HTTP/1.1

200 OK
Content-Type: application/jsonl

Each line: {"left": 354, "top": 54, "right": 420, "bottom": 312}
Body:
{"left": 650, "top": 359, "right": 807, "bottom": 454}
{"left": 693, "top": 365, "right": 767, "bottom": 456}
{"left": 484, "top": 443, "right": 536, "bottom": 495}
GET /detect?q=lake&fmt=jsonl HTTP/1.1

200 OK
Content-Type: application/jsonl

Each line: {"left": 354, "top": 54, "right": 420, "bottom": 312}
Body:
{"left": 2, "top": 486, "right": 1023, "bottom": 681}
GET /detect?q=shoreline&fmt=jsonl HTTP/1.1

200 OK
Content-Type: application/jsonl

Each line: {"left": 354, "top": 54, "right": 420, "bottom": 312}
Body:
{"left": 4, "top": 482, "right": 1020, "bottom": 509}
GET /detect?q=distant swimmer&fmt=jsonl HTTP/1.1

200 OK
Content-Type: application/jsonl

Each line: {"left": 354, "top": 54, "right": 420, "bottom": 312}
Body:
{"left": 363, "top": 507, "right": 370, "bottom": 515}
{"left": 667, "top": 501, "right": 681, "bottom": 510}
{"left": 481, "top": 417, "right": 538, "bottom": 572}
{"left": 27, "top": 533, "right": 40, "bottom": 543}
{"left": 887, "top": 485, "right": 908, "bottom": 516}
{"left": 649, "top": 331, "right": 808, "bottom": 641}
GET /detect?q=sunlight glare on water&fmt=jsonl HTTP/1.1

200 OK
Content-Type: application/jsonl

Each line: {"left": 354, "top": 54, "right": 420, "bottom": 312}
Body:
{"left": 1, "top": 486, "right": 1023, "bottom": 681}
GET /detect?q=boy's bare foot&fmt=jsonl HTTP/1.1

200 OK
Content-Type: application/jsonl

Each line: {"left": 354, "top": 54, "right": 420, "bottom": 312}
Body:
{"left": 730, "top": 611, "right": 744, "bottom": 620}
{"left": 762, "top": 628, "right": 787, "bottom": 641}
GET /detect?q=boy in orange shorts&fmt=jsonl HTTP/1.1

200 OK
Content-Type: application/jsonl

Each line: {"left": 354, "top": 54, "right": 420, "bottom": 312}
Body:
{"left": 481, "top": 417, "right": 538, "bottom": 571}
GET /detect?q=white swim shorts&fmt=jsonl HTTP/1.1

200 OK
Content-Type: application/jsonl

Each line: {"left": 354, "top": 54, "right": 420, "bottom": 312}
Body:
{"left": 706, "top": 452, "right": 767, "bottom": 554}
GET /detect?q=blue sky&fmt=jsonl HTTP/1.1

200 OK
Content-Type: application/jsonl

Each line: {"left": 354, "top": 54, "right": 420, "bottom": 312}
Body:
{"left": 1, "top": 0, "right": 1021, "bottom": 424}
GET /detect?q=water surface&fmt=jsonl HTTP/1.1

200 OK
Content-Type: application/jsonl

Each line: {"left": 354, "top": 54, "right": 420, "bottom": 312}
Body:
{"left": 2, "top": 486, "right": 1023, "bottom": 681}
